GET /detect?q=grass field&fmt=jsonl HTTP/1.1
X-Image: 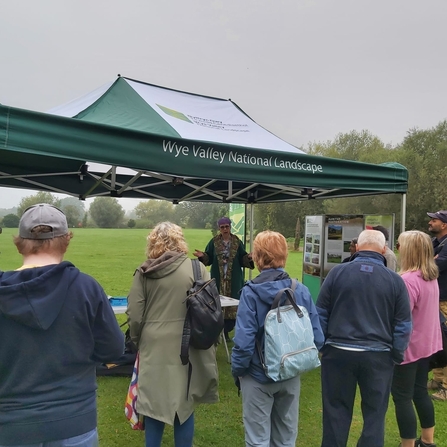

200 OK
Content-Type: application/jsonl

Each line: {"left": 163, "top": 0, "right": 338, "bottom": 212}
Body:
{"left": 0, "top": 228, "right": 445, "bottom": 446}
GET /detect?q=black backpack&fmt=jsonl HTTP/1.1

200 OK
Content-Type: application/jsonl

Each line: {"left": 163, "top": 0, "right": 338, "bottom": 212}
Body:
{"left": 96, "top": 322, "right": 137, "bottom": 377}
{"left": 180, "top": 259, "right": 224, "bottom": 395}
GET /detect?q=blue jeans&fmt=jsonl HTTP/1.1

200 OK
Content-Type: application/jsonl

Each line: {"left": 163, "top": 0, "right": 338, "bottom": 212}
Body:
{"left": 0, "top": 429, "right": 98, "bottom": 447}
{"left": 144, "top": 414, "right": 194, "bottom": 447}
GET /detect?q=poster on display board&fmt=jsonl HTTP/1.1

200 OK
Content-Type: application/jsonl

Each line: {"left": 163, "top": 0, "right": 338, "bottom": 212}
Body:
{"left": 323, "top": 215, "right": 364, "bottom": 278}
{"left": 302, "top": 214, "right": 395, "bottom": 301}
{"left": 302, "top": 215, "right": 324, "bottom": 302}
{"left": 364, "top": 214, "right": 395, "bottom": 249}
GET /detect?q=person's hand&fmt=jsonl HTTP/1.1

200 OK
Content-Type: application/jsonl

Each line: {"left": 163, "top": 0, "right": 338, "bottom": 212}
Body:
{"left": 391, "top": 348, "right": 404, "bottom": 365}
{"left": 234, "top": 376, "right": 241, "bottom": 394}
{"left": 193, "top": 249, "right": 204, "bottom": 258}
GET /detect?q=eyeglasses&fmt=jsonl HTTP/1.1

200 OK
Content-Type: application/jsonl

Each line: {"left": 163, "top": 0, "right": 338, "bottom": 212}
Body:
{"left": 220, "top": 225, "right": 230, "bottom": 229}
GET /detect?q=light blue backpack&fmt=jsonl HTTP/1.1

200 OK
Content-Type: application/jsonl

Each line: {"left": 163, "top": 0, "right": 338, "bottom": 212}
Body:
{"left": 256, "top": 280, "right": 320, "bottom": 382}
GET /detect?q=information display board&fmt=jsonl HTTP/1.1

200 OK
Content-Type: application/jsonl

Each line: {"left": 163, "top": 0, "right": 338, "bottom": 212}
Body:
{"left": 302, "top": 214, "right": 395, "bottom": 301}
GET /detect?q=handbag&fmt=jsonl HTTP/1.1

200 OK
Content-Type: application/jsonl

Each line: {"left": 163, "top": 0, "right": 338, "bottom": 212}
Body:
{"left": 124, "top": 352, "right": 145, "bottom": 430}
{"left": 429, "top": 312, "right": 447, "bottom": 370}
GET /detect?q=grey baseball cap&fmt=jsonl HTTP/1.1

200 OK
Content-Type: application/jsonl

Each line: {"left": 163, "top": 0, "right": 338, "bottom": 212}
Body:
{"left": 427, "top": 210, "right": 447, "bottom": 224}
{"left": 19, "top": 203, "right": 68, "bottom": 239}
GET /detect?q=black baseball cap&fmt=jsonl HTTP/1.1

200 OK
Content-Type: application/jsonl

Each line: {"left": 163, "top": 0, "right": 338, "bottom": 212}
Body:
{"left": 427, "top": 210, "right": 447, "bottom": 224}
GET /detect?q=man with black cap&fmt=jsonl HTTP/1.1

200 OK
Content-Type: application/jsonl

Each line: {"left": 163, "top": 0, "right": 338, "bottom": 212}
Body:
{"left": 0, "top": 203, "right": 124, "bottom": 446}
{"left": 427, "top": 210, "right": 447, "bottom": 401}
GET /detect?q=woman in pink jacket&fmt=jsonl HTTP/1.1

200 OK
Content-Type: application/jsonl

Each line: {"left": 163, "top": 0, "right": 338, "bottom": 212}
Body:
{"left": 391, "top": 231, "right": 442, "bottom": 447}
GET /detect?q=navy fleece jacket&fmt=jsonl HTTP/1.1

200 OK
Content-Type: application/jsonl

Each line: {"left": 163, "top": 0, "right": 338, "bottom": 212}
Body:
{"left": 0, "top": 261, "right": 124, "bottom": 445}
{"left": 316, "top": 251, "right": 411, "bottom": 357}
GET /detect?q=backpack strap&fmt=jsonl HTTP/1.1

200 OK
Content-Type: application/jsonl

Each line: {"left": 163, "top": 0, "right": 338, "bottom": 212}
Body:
{"left": 271, "top": 287, "right": 304, "bottom": 322}
{"left": 180, "top": 258, "right": 201, "bottom": 398}
{"left": 191, "top": 258, "right": 202, "bottom": 281}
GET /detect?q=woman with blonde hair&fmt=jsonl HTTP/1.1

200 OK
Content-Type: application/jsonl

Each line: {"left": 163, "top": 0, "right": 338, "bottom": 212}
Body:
{"left": 391, "top": 230, "right": 442, "bottom": 447}
{"left": 127, "top": 222, "right": 219, "bottom": 447}
{"left": 231, "top": 230, "right": 323, "bottom": 447}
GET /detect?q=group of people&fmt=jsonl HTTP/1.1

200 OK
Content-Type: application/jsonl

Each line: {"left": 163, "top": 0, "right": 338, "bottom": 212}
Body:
{"left": 230, "top": 225, "right": 441, "bottom": 447}
{"left": 1, "top": 204, "right": 447, "bottom": 447}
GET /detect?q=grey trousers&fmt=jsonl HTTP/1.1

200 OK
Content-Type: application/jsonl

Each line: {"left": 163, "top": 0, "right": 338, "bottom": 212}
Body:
{"left": 240, "top": 374, "right": 301, "bottom": 447}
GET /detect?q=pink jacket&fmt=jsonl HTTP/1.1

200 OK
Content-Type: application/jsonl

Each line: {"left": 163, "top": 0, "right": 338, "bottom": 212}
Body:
{"left": 401, "top": 271, "right": 442, "bottom": 364}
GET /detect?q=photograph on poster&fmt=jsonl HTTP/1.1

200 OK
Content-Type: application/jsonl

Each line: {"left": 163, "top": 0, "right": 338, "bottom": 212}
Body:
{"left": 305, "top": 253, "right": 311, "bottom": 263}
{"left": 313, "top": 244, "right": 320, "bottom": 254}
{"left": 304, "top": 264, "right": 321, "bottom": 277}
{"left": 305, "top": 243, "right": 312, "bottom": 253}
{"left": 323, "top": 215, "right": 364, "bottom": 278}
{"left": 306, "top": 234, "right": 313, "bottom": 243}
{"left": 328, "top": 225, "right": 343, "bottom": 240}
{"left": 314, "top": 235, "right": 320, "bottom": 244}
{"left": 327, "top": 252, "right": 342, "bottom": 263}
{"left": 312, "top": 255, "right": 320, "bottom": 264}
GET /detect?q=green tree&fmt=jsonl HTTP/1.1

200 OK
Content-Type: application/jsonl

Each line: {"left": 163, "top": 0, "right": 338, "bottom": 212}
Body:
{"left": 173, "top": 202, "right": 228, "bottom": 229}
{"left": 17, "top": 192, "right": 62, "bottom": 217}
{"left": 127, "top": 219, "right": 136, "bottom": 228}
{"left": 2, "top": 213, "right": 20, "bottom": 228}
{"left": 253, "top": 200, "right": 324, "bottom": 238}
{"left": 89, "top": 197, "right": 125, "bottom": 228}
{"left": 62, "top": 205, "right": 81, "bottom": 227}
{"left": 134, "top": 200, "right": 175, "bottom": 227}
{"left": 82, "top": 212, "right": 88, "bottom": 228}
{"left": 60, "top": 197, "right": 85, "bottom": 227}
{"left": 306, "top": 129, "right": 405, "bottom": 233}
{"left": 397, "top": 120, "right": 447, "bottom": 230}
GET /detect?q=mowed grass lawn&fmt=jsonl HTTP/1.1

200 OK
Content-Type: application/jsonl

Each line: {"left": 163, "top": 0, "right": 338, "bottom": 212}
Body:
{"left": 1, "top": 227, "right": 446, "bottom": 446}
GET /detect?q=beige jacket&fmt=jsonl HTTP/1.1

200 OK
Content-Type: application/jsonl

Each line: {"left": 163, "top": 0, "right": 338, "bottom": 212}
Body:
{"left": 127, "top": 252, "right": 219, "bottom": 425}
{"left": 384, "top": 246, "right": 398, "bottom": 272}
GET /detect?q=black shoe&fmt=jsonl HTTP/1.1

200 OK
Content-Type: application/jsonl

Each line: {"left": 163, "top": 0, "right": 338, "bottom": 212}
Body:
{"left": 415, "top": 438, "right": 436, "bottom": 447}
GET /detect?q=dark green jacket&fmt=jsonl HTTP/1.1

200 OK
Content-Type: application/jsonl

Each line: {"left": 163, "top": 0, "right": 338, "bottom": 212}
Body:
{"left": 200, "top": 233, "right": 253, "bottom": 299}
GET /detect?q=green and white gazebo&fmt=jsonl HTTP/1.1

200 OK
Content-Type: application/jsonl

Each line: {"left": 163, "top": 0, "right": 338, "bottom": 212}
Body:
{"left": 0, "top": 76, "right": 408, "bottom": 217}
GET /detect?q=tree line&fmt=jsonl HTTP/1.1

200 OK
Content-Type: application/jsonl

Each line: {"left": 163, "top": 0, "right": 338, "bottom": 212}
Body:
{"left": 1, "top": 120, "right": 446, "bottom": 237}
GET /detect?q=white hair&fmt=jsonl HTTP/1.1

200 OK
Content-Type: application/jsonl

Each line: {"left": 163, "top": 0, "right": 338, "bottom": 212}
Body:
{"left": 357, "top": 230, "right": 385, "bottom": 250}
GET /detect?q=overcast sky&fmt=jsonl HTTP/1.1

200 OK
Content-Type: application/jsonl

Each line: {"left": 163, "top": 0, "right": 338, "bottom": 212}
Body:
{"left": 1, "top": 0, "right": 446, "bottom": 211}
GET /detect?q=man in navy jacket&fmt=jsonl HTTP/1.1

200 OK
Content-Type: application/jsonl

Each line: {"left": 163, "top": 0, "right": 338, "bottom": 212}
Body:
{"left": 316, "top": 229, "right": 411, "bottom": 447}
{"left": 0, "top": 204, "right": 124, "bottom": 446}
{"left": 427, "top": 210, "right": 447, "bottom": 400}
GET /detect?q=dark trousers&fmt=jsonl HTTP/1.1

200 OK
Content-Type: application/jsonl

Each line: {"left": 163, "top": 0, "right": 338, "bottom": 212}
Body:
{"left": 391, "top": 357, "right": 434, "bottom": 439}
{"left": 320, "top": 345, "right": 394, "bottom": 447}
